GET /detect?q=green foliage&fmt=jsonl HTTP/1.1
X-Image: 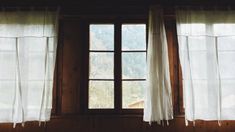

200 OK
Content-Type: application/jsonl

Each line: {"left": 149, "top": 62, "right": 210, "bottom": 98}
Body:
{"left": 89, "top": 24, "right": 146, "bottom": 109}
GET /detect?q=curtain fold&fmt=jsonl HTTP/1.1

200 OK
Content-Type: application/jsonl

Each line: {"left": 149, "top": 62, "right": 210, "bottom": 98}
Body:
{"left": 176, "top": 9, "right": 235, "bottom": 125}
{"left": 144, "top": 6, "right": 173, "bottom": 125}
{"left": 0, "top": 9, "right": 58, "bottom": 127}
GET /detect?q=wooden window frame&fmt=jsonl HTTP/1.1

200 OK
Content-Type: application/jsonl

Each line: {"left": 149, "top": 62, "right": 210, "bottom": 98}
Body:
{"left": 53, "top": 13, "right": 183, "bottom": 117}
{"left": 83, "top": 18, "right": 147, "bottom": 114}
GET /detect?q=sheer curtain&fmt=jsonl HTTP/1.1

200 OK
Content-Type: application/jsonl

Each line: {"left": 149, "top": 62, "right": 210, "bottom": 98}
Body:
{"left": 176, "top": 9, "right": 235, "bottom": 125}
{"left": 0, "top": 10, "right": 58, "bottom": 127}
{"left": 144, "top": 6, "right": 173, "bottom": 125}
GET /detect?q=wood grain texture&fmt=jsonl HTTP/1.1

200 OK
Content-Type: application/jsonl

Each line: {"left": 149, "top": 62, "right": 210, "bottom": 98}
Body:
{"left": 61, "top": 19, "right": 82, "bottom": 114}
{"left": 1, "top": 116, "right": 235, "bottom": 132}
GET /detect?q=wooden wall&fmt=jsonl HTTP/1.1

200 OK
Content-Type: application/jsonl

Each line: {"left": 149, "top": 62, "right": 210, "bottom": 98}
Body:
{"left": 2, "top": 116, "right": 235, "bottom": 132}
{"left": 1, "top": 8, "right": 235, "bottom": 132}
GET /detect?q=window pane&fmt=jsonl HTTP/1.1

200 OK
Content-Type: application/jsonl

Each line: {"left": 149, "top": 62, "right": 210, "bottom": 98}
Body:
{"left": 29, "top": 53, "right": 45, "bottom": 80}
{"left": 122, "top": 81, "right": 145, "bottom": 109}
{"left": 90, "top": 24, "right": 114, "bottom": 51}
{"left": 214, "top": 24, "right": 235, "bottom": 36}
{"left": 190, "top": 52, "right": 207, "bottom": 80}
{"left": 27, "top": 82, "right": 44, "bottom": 108}
{"left": 0, "top": 81, "right": 15, "bottom": 109}
{"left": 219, "top": 52, "right": 235, "bottom": 79}
{"left": 179, "top": 24, "right": 205, "bottom": 36}
{"left": 89, "top": 52, "right": 114, "bottom": 79}
{"left": 122, "top": 52, "right": 146, "bottom": 79}
{"left": 0, "top": 52, "right": 16, "bottom": 80}
{"left": 0, "top": 38, "right": 16, "bottom": 51}
{"left": 26, "top": 37, "right": 47, "bottom": 52}
{"left": 218, "top": 36, "right": 235, "bottom": 51}
{"left": 89, "top": 81, "right": 114, "bottom": 109}
{"left": 221, "top": 80, "right": 235, "bottom": 110}
{"left": 188, "top": 36, "right": 206, "bottom": 51}
{"left": 122, "top": 24, "right": 146, "bottom": 51}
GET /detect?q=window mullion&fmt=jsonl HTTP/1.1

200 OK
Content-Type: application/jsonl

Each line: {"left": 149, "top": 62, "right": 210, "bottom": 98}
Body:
{"left": 114, "top": 22, "right": 122, "bottom": 112}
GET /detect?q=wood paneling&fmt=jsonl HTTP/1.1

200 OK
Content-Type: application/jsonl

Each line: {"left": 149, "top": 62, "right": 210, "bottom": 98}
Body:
{"left": 1, "top": 116, "right": 235, "bottom": 132}
{"left": 60, "top": 19, "right": 82, "bottom": 114}
{"left": 165, "top": 17, "right": 183, "bottom": 115}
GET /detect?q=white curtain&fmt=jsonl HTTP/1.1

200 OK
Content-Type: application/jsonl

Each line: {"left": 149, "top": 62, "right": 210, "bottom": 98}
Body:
{"left": 176, "top": 9, "right": 235, "bottom": 125}
{"left": 0, "top": 10, "right": 58, "bottom": 127}
{"left": 144, "top": 6, "right": 173, "bottom": 125}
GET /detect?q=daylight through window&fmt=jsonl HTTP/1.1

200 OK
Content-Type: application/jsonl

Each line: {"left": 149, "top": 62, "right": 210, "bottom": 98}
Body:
{"left": 88, "top": 23, "right": 146, "bottom": 110}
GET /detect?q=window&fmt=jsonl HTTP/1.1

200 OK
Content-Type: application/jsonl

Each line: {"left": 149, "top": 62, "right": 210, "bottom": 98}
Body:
{"left": 121, "top": 24, "right": 146, "bottom": 109}
{"left": 88, "top": 22, "right": 146, "bottom": 111}
{"left": 0, "top": 11, "right": 58, "bottom": 124}
{"left": 176, "top": 10, "right": 235, "bottom": 121}
{"left": 89, "top": 24, "right": 115, "bottom": 109}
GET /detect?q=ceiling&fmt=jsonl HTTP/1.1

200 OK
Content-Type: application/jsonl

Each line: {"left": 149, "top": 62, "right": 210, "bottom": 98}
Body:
{"left": 0, "top": 0, "right": 234, "bottom": 16}
{"left": 0, "top": 0, "right": 235, "bottom": 6}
